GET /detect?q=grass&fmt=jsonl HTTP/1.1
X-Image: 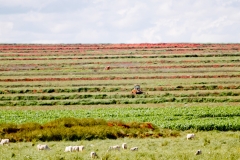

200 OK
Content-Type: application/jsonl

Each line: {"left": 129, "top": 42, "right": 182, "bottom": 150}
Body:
{"left": 1, "top": 68, "right": 240, "bottom": 79}
{"left": 0, "top": 131, "right": 239, "bottom": 160}
{"left": 0, "top": 106, "right": 239, "bottom": 131}
{"left": 1, "top": 71, "right": 238, "bottom": 79}
{"left": 1, "top": 89, "right": 240, "bottom": 98}
{"left": 0, "top": 77, "right": 238, "bottom": 88}
{"left": 0, "top": 43, "right": 240, "bottom": 159}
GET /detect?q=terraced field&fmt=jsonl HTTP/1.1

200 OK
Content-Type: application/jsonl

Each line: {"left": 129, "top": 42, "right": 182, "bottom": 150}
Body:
{"left": 0, "top": 43, "right": 240, "bottom": 130}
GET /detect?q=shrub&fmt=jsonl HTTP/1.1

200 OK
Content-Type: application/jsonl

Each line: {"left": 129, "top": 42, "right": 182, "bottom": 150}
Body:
{"left": 0, "top": 118, "right": 167, "bottom": 142}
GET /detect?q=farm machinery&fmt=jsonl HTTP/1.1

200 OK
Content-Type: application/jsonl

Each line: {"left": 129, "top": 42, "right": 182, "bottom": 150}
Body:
{"left": 131, "top": 84, "right": 143, "bottom": 94}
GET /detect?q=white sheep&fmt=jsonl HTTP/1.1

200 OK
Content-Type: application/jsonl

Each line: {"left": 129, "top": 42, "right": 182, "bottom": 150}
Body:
{"left": 64, "top": 146, "right": 73, "bottom": 152}
{"left": 186, "top": 133, "right": 195, "bottom": 140}
{"left": 90, "top": 151, "right": 98, "bottom": 159}
{"left": 195, "top": 150, "right": 202, "bottom": 155}
{"left": 122, "top": 143, "right": 127, "bottom": 149}
{"left": 108, "top": 145, "right": 120, "bottom": 151}
{"left": 130, "top": 147, "right": 138, "bottom": 151}
{"left": 37, "top": 144, "right": 50, "bottom": 150}
{"left": 72, "top": 145, "right": 84, "bottom": 152}
{"left": 0, "top": 139, "right": 10, "bottom": 146}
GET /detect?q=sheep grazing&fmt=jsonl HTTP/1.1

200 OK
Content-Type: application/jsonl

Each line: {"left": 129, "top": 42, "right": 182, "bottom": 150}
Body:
{"left": 72, "top": 145, "right": 84, "bottom": 152}
{"left": 65, "top": 146, "right": 84, "bottom": 152}
{"left": 0, "top": 139, "right": 10, "bottom": 145}
{"left": 130, "top": 147, "right": 138, "bottom": 151}
{"left": 122, "top": 143, "right": 127, "bottom": 149}
{"left": 0, "top": 139, "right": 10, "bottom": 146}
{"left": 186, "top": 133, "right": 195, "bottom": 140}
{"left": 195, "top": 150, "right": 202, "bottom": 155}
{"left": 64, "top": 146, "right": 73, "bottom": 152}
{"left": 90, "top": 151, "right": 98, "bottom": 159}
{"left": 108, "top": 145, "right": 120, "bottom": 152}
{"left": 37, "top": 144, "right": 50, "bottom": 150}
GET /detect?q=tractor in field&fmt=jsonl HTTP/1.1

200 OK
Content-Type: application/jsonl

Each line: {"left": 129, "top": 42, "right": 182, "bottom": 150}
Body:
{"left": 131, "top": 84, "right": 143, "bottom": 94}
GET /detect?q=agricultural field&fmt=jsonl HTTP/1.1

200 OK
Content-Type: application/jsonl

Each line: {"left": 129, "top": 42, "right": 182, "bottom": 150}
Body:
{"left": 0, "top": 43, "right": 240, "bottom": 159}
{"left": 0, "top": 131, "right": 239, "bottom": 160}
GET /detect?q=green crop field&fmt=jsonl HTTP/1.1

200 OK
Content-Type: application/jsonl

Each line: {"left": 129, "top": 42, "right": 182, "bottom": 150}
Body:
{"left": 0, "top": 43, "right": 239, "bottom": 159}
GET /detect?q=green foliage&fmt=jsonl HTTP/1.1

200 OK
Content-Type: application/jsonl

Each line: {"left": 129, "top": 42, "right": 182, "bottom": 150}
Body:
{"left": 0, "top": 118, "right": 165, "bottom": 142}
{"left": 1, "top": 85, "right": 239, "bottom": 95}
{"left": 1, "top": 96, "right": 240, "bottom": 107}
{"left": 0, "top": 106, "right": 239, "bottom": 131}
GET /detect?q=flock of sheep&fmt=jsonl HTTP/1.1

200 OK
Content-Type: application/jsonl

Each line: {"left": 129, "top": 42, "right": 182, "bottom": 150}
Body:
{"left": 0, "top": 138, "right": 138, "bottom": 159}
{"left": 36, "top": 142, "right": 138, "bottom": 159}
{"left": 1, "top": 133, "right": 202, "bottom": 158}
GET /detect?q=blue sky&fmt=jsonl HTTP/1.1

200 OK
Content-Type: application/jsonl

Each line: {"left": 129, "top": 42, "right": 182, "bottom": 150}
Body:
{"left": 0, "top": 0, "right": 240, "bottom": 43}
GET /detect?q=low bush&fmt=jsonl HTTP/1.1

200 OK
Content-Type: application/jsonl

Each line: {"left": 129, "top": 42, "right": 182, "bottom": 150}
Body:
{"left": 0, "top": 118, "right": 170, "bottom": 142}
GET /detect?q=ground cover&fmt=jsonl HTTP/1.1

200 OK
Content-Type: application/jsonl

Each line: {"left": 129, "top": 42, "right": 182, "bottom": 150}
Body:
{"left": 0, "top": 43, "right": 239, "bottom": 159}
{"left": 0, "top": 131, "right": 239, "bottom": 160}
{"left": 0, "top": 106, "right": 239, "bottom": 131}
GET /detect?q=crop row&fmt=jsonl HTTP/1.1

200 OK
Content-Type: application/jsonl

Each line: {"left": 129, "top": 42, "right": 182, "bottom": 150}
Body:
{"left": 0, "top": 53, "right": 240, "bottom": 59}
{"left": 1, "top": 59, "right": 239, "bottom": 67}
{"left": 1, "top": 85, "right": 239, "bottom": 94}
{"left": 1, "top": 43, "right": 238, "bottom": 50}
{"left": 0, "top": 91, "right": 240, "bottom": 101}
{"left": 0, "top": 97, "right": 240, "bottom": 107}
{"left": 0, "top": 46, "right": 239, "bottom": 56}
{"left": 3, "top": 69, "right": 239, "bottom": 78}
{"left": 1, "top": 74, "right": 239, "bottom": 82}
{"left": 1, "top": 59, "right": 239, "bottom": 68}
{"left": 0, "top": 43, "right": 202, "bottom": 49}
{"left": 0, "top": 82, "right": 239, "bottom": 88}
{"left": 1, "top": 64, "right": 239, "bottom": 72}
{"left": 0, "top": 48, "right": 238, "bottom": 57}
{"left": 0, "top": 106, "right": 239, "bottom": 131}
{"left": 0, "top": 45, "right": 239, "bottom": 58}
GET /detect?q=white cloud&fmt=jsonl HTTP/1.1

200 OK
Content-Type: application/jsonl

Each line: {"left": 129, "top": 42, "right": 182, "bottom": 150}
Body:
{"left": 142, "top": 28, "right": 163, "bottom": 43}
{"left": 50, "top": 23, "right": 72, "bottom": 33}
{"left": 0, "top": 0, "right": 56, "bottom": 9}
{"left": 23, "top": 11, "right": 47, "bottom": 22}
{"left": 191, "top": 33, "right": 235, "bottom": 43}
{"left": 111, "top": 2, "right": 147, "bottom": 30}
{"left": 0, "top": 0, "right": 240, "bottom": 43}
{"left": 0, "top": 22, "right": 14, "bottom": 42}
{"left": 31, "top": 39, "right": 60, "bottom": 44}
{"left": 0, "top": 22, "right": 13, "bottom": 35}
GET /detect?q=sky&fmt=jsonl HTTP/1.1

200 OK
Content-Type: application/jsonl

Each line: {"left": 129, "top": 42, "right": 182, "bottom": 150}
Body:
{"left": 0, "top": 0, "right": 240, "bottom": 43}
